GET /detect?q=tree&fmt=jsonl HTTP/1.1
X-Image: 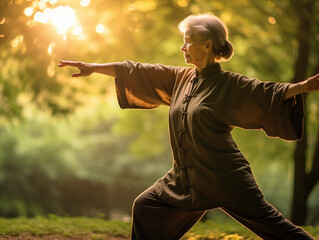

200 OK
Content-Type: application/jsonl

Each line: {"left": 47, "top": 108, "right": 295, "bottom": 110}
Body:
{"left": 289, "top": 0, "right": 319, "bottom": 225}
{"left": 211, "top": 0, "right": 319, "bottom": 225}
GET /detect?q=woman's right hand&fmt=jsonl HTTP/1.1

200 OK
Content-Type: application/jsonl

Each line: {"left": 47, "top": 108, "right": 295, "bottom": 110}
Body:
{"left": 58, "top": 60, "right": 94, "bottom": 77}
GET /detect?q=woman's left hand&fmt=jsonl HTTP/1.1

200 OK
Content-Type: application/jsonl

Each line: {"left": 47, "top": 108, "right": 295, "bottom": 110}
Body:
{"left": 303, "top": 73, "right": 319, "bottom": 93}
{"left": 284, "top": 73, "right": 319, "bottom": 100}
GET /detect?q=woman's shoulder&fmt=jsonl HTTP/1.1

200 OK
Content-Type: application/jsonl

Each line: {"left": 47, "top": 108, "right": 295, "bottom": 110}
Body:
{"left": 220, "top": 70, "right": 246, "bottom": 79}
{"left": 219, "top": 70, "right": 262, "bottom": 86}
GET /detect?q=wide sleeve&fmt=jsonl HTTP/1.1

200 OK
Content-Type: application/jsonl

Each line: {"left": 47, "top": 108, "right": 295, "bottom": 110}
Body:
{"left": 225, "top": 73, "right": 304, "bottom": 141}
{"left": 114, "top": 60, "right": 181, "bottom": 109}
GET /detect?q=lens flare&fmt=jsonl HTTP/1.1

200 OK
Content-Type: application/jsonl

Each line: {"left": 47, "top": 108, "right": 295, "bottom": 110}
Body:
{"left": 50, "top": 6, "right": 77, "bottom": 34}
{"left": 33, "top": 5, "right": 78, "bottom": 35}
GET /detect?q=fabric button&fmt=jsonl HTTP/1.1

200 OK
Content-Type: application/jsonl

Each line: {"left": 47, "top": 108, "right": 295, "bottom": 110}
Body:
{"left": 179, "top": 109, "right": 188, "bottom": 117}
{"left": 182, "top": 94, "right": 198, "bottom": 104}
{"left": 181, "top": 166, "right": 192, "bottom": 169}
{"left": 178, "top": 148, "right": 187, "bottom": 153}
{"left": 190, "top": 77, "right": 199, "bottom": 83}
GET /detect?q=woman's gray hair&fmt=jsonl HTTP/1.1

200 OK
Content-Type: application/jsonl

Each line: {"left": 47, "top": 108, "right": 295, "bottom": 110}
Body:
{"left": 178, "top": 13, "right": 234, "bottom": 62}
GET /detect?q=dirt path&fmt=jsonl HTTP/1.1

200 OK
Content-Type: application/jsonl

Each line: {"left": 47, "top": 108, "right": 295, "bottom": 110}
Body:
{"left": 0, "top": 234, "right": 129, "bottom": 240}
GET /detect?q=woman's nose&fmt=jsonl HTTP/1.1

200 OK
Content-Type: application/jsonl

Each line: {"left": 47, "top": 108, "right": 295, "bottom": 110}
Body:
{"left": 180, "top": 44, "right": 186, "bottom": 52}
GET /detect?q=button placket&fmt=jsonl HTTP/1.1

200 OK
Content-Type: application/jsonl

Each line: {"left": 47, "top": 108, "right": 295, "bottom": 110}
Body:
{"left": 177, "top": 76, "right": 200, "bottom": 189}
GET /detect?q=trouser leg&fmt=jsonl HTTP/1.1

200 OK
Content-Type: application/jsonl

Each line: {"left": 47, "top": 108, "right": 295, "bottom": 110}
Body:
{"left": 222, "top": 199, "right": 314, "bottom": 240}
{"left": 131, "top": 186, "right": 205, "bottom": 240}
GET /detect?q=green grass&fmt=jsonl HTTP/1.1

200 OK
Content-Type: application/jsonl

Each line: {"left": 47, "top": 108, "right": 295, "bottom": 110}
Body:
{"left": 0, "top": 215, "right": 318, "bottom": 240}
{"left": 0, "top": 215, "right": 131, "bottom": 239}
{"left": 183, "top": 220, "right": 319, "bottom": 239}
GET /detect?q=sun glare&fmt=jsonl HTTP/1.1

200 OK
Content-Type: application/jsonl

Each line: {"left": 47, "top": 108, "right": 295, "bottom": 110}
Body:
{"left": 31, "top": 5, "right": 78, "bottom": 35}
{"left": 80, "top": 0, "right": 90, "bottom": 7}
{"left": 51, "top": 6, "right": 77, "bottom": 34}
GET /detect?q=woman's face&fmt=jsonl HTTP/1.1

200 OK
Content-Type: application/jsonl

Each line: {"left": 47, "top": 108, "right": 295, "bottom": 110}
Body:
{"left": 180, "top": 30, "right": 208, "bottom": 69}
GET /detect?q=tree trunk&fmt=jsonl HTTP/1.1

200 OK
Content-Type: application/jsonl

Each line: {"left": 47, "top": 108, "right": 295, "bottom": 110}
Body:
{"left": 291, "top": 105, "right": 308, "bottom": 225}
{"left": 289, "top": 0, "right": 314, "bottom": 225}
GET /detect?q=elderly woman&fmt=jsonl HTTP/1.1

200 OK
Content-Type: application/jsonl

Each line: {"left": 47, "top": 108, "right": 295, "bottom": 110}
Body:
{"left": 59, "top": 13, "right": 318, "bottom": 240}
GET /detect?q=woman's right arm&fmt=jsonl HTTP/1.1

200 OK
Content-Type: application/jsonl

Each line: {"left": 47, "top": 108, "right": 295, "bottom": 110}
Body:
{"left": 58, "top": 60, "right": 116, "bottom": 78}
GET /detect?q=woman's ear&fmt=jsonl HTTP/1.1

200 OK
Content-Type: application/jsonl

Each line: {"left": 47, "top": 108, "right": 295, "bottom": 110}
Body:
{"left": 205, "top": 39, "right": 213, "bottom": 52}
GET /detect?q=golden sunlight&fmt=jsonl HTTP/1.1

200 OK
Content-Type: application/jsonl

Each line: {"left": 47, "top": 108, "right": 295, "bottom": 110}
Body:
{"left": 47, "top": 42, "right": 54, "bottom": 56}
{"left": 80, "top": 0, "right": 90, "bottom": 7}
{"left": 50, "top": 6, "right": 77, "bottom": 34}
{"left": 11, "top": 35, "right": 24, "bottom": 48}
{"left": 32, "top": 5, "right": 78, "bottom": 35}
{"left": 73, "top": 25, "right": 83, "bottom": 36}
{"left": 24, "top": 7, "right": 34, "bottom": 17}
{"left": 95, "top": 24, "right": 105, "bottom": 34}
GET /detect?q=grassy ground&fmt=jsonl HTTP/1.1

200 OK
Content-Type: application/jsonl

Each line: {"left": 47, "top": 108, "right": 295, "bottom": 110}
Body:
{"left": 0, "top": 215, "right": 318, "bottom": 240}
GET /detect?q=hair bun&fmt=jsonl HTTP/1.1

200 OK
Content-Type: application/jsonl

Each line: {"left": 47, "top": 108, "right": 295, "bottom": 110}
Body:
{"left": 219, "top": 40, "right": 234, "bottom": 61}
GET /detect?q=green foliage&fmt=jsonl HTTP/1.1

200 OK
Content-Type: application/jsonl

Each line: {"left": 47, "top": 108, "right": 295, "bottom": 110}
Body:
{"left": 1, "top": 0, "right": 317, "bottom": 117}
{"left": 0, "top": 103, "right": 172, "bottom": 218}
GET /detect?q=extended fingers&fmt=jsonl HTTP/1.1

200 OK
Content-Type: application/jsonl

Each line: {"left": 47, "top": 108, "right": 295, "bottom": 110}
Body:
{"left": 58, "top": 60, "right": 81, "bottom": 67}
{"left": 71, "top": 72, "right": 82, "bottom": 77}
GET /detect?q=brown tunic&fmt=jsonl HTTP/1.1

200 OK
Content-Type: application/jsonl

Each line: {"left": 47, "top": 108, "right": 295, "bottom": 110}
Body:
{"left": 114, "top": 60, "right": 304, "bottom": 211}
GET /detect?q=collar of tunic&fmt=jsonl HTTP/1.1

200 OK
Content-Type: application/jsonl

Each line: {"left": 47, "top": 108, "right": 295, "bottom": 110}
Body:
{"left": 196, "top": 63, "right": 222, "bottom": 78}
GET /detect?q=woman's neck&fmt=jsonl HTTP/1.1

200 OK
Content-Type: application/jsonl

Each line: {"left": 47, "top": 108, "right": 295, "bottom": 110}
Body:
{"left": 195, "top": 56, "right": 216, "bottom": 72}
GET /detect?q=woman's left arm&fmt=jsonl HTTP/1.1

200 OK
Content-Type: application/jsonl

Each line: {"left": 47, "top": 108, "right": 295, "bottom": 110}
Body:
{"left": 284, "top": 73, "right": 319, "bottom": 100}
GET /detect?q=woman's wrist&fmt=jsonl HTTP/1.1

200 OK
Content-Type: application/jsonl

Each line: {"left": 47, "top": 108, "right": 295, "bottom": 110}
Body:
{"left": 299, "top": 81, "right": 308, "bottom": 93}
{"left": 91, "top": 63, "right": 116, "bottom": 77}
{"left": 284, "top": 81, "right": 306, "bottom": 100}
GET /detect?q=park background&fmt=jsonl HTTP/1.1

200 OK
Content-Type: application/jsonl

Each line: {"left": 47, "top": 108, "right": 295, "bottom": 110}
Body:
{"left": 0, "top": 0, "right": 318, "bottom": 229}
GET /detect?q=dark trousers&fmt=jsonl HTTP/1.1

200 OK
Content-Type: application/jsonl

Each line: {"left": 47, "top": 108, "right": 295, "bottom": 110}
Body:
{"left": 131, "top": 187, "right": 314, "bottom": 240}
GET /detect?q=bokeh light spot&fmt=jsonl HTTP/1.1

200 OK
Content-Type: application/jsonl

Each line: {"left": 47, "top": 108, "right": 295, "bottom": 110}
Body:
{"left": 268, "top": 16, "right": 276, "bottom": 24}
{"left": 96, "top": 24, "right": 105, "bottom": 34}
{"left": 0, "top": 18, "right": 6, "bottom": 24}
{"left": 11, "top": 35, "right": 24, "bottom": 48}
{"left": 34, "top": 10, "right": 50, "bottom": 24}
{"left": 128, "top": 0, "right": 157, "bottom": 12}
{"left": 33, "top": 5, "right": 78, "bottom": 35}
{"left": 47, "top": 60, "right": 56, "bottom": 77}
{"left": 268, "top": 0, "right": 276, "bottom": 8}
{"left": 48, "top": 42, "right": 54, "bottom": 56}
{"left": 80, "top": 0, "right": 90, "bottom": 7}
{"left": 50, "top": 6, "right": 77, "bottom": 35}
{"left": 73, "top": 25, "right": 83, "bottom": 36}
{"left": 24, "top": 7, "right": 34, "bottom": 17}
{"left": 176, "top": 0, "right": 189, "bottom": 7}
